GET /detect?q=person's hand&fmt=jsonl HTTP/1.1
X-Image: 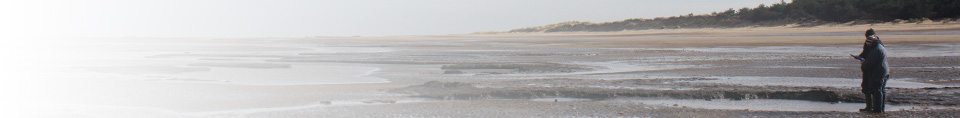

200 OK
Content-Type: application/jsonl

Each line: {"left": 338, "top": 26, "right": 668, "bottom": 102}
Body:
{"left": 850, "top": 54, "right": 863, "bottom": 60}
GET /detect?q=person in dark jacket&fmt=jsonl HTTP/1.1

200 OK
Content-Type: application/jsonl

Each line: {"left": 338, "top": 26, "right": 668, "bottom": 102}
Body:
{"left": 851, "top": 28, "right": 889, "bottom": 113}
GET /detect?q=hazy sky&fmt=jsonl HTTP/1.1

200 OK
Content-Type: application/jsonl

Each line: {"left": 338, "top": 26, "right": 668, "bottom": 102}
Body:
{"left": 3, "top": 0, "right": 790, "bottom": 37}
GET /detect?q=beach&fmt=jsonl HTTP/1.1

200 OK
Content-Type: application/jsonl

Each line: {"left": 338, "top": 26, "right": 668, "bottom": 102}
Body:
{"left": 6, "top": 22, "right": 960, "bottom": 117}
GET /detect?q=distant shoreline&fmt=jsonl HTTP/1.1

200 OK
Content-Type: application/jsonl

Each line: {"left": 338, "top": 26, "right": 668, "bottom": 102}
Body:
{"left": 498, "top": 0, "right": 960, "bottom": 34}
{"left": 471, "top": 21, "right": 960, "bottom": 37}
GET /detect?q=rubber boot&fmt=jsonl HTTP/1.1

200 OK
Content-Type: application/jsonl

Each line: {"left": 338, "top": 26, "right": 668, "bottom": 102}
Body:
{"left": 860, "top": 94, "right": 874, "bottom": 112}
{"left": 872, "top": 91, "right": 885, "bottom": 113}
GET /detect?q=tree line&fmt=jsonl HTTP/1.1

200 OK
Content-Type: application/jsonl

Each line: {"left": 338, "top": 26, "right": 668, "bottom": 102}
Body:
{"left": 507, "top": 0, "right": 960, "bottom": 33}
{"left": 741, "top": 0, "right": 959, "bottom": 22}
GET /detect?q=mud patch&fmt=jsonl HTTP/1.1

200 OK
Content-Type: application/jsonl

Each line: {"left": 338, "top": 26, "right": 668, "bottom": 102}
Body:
{"left": 396, "top": 80, "right": 845, "bottom": 102}
{"left": 624, "top": 98, "right": 959, "bottom": 112}
{"left": 393, "top": 79, "right": 960, "bottom": 106}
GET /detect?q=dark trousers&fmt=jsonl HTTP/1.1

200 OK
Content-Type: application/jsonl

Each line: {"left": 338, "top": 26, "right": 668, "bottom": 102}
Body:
{"left": 862, "top": 75, "right": 889, "bottom": 113}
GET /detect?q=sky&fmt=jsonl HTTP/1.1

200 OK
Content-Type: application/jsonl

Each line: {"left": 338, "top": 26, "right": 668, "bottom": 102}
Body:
{"left": 2, "top": 0, "right": 790, "bottom": 37}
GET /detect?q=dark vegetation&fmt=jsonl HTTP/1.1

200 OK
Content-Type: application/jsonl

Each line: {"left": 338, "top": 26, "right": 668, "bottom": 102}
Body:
{"left": 507, "top": 0, "right": 960, "bottom": 33}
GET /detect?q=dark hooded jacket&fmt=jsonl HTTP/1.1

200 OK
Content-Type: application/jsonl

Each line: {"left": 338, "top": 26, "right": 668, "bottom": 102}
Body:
{"left": 858, "top": 30, "right": 888, "bottom": 92}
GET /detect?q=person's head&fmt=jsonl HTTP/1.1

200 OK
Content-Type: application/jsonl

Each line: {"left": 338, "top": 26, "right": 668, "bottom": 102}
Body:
{"left": 865, "top": 28, "right": 879, "bottom": 44}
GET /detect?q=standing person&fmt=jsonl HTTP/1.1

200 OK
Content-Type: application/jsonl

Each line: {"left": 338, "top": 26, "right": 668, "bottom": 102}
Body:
{"left": 850, "top": 28, "right": 889, "bottom": 113}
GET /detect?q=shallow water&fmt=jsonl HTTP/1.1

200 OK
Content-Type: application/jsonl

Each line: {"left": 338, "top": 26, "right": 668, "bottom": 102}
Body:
{"left": 648, "top": 44, "right": 960, "bottom": 58}
{"left": 7, "top": 98, "right": 429, "bottom": 118}
{"left": 530, "top": 97, "right": 594, "bottom": 102}
{"left": 687, "top": 76, "right": 948, "bottom": 88}
{"left": 562, "top": 62, "right": 693, "bottom": 75}
{"left": 153, "top": 64, "right": 387, "bottom": 85}
{"left": 50, "top": 39, "right": 397, "bottom": 85}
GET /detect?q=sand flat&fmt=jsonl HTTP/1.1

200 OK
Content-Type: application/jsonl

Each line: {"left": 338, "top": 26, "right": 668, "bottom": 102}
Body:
{"left": 7, "top": 23, "right": 960, "bottom": 117}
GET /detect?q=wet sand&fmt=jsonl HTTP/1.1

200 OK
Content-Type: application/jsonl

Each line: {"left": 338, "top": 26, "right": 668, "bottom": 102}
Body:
{"left": 7, "top": 23, "right": 960, "bottom": 117}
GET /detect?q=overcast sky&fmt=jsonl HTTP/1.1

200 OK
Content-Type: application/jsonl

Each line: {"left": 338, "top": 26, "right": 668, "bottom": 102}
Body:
{"left": 3, "top": 0, "right": 790, "bottom": 37}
